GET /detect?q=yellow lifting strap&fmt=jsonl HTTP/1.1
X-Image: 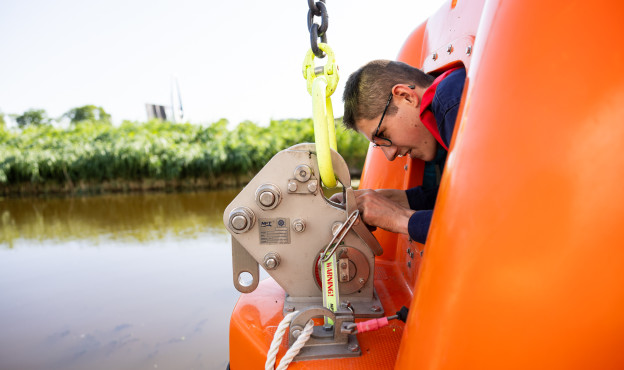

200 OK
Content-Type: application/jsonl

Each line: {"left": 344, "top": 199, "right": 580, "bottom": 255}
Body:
{"left": 302, "top": 43, "right": 339, "bottom": 188}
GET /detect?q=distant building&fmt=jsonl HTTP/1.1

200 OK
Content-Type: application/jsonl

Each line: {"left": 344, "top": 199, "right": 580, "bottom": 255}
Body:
{"left": 146, "top": 104, "right": 167, "bottom": 121}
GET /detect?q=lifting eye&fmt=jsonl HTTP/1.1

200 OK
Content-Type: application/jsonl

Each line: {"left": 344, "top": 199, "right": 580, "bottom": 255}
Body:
{"left": 237, "top": 272, "right": 254, "bottom": 288}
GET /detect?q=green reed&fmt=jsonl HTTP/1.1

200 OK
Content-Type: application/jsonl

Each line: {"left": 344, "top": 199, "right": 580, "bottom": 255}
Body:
{"left": 0, "top": 118, "right": 369, "bottom": 191}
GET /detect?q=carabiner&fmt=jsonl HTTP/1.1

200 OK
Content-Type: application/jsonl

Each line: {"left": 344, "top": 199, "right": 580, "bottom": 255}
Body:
{"left": 321, "top": 210, "right": 360, "bottom": 262}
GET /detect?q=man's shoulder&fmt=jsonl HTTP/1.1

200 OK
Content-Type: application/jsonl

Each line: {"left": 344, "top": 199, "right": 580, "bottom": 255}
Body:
{"left": 431, "top": 67, "right": 466, "bottom": 147}
{"left": 434, "top": 68, "right": 466, "bottom": 106}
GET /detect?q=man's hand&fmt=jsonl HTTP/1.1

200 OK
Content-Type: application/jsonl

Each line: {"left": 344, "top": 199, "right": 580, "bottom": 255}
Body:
{"left": 328, "top": 189, "right": 368, "bottom": 204}
{"left": 329, "top": 188, "right": 409, "bottom": 206}
{"left": 355, "top": 190, "right": 415, "bottom": 235}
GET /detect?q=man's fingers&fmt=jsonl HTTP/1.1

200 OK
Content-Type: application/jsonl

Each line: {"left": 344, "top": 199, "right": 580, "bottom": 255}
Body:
{"left": 329, "top": 193, "right": 344, "bottom": 203}
{"left": 354, "top": 189, "right": 375, "bottom": 198}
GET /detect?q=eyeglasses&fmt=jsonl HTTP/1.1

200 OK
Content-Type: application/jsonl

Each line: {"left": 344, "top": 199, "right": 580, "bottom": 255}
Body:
{"left": 372, "top": 85, "right": 415, "bottom": 148}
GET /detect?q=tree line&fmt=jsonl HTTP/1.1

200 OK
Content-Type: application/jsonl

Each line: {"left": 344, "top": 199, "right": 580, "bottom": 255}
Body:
{"left": 0, "top": 107, "right": 370, "bottom": 195}
{"left": 1, "top": 105, "right": 110, "bottom": 128}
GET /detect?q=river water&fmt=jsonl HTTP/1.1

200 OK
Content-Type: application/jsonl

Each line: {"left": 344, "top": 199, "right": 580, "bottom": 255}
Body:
{"left": 0, "top": 190, "right": 251, "bottom": 370}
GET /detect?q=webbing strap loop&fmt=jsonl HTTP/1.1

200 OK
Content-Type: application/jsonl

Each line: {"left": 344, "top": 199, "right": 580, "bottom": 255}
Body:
{"left": 303, "top": 43, "right": 339, "bottom": 188}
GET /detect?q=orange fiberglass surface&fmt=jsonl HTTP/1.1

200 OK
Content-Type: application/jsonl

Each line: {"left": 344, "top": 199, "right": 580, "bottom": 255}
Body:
{"left": 229, "top": 0, "right": 624, "bottom": 368}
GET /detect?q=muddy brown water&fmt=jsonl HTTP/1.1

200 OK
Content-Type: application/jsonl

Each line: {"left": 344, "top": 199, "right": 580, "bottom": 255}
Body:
{"left": 0, "top": 190, "right": 252, "bottom": 370}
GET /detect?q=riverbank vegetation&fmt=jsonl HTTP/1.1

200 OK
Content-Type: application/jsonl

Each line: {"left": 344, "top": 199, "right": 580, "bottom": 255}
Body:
{"left": 0, "top": 118, "right": 369, "bottom": 196}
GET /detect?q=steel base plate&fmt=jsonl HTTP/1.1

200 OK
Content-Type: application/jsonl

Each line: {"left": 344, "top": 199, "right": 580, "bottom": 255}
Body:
{"left": 283, "top": 288, "right": 385, "bottom": 318}
{"left": 294, "top": 329, "right": 360, "bottom": 361}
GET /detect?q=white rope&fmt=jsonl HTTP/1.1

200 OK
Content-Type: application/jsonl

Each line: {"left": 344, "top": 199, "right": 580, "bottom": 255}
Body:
{"left": 276, "top": 319, "right": 314, "bottom": 370}
{"left": 265, "top": 311, "right": 315, "bottom": 370}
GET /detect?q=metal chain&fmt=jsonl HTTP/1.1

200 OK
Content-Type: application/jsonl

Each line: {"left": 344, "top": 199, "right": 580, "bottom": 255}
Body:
{"left": 307, "top": 0, "right": 328, "bottom": 58}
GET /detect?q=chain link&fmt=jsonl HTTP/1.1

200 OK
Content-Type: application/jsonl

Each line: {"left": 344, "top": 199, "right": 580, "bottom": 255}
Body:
{"left": 307, "top": 0, "right": 328, "bottom": 58}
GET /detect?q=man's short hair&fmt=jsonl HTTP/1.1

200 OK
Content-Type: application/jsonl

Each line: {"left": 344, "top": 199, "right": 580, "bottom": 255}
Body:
{"left": 342, "top": 60, "right": 434, "bottom": 130}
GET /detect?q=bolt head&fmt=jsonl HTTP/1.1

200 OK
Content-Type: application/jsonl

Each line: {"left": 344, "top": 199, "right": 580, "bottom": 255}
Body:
{"left": 265, "top": 258, "right": 277, "bottom": 270}
{"left": 466, "top": 45, "right": 472, "bottom": 55}
{"left": 307, "top": 181, "right": 317, "bottom": 193}
{"left": 292, "top": 329, "right": 302, "bottom": 338}
{"left": 432, "top": 52, "right": 438, "bottom": 60}
{"left": 293, "top": 221, "right": 305, "bottom": 232}
{"left": 258, "top": 191, "right": 275, "bottom": 207}
{"left": 294, "top": 165, "right": 313, "bottom": 182}
{"left": 447, "top": 44, "right": 453, "bottom": 53}
{"left": 231, "top": 215, "right": 248, "bottom": 230}
{"left": 358, "top": 278, "right": 365, "bottom": 285}
{"left": 348, "top": 344, "right": 360, "bottom": 352}
{"left": 288, "top": 181, "right": 298, "bottom": 192}
{"left": 371, "top": 305, "right": 382, "bottom": 312}
{"left": 285, "top": 306, "right": 295, "bottom": 312}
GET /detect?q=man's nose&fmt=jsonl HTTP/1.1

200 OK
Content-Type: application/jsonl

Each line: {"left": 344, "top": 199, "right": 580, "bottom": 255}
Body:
{"left": 381, "top": 146, "right": 398, "bottom": 161}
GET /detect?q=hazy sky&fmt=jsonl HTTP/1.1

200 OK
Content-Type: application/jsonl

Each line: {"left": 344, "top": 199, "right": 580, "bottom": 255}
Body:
{"left": 0, "top": 0, "right": 447, "bottom": 125}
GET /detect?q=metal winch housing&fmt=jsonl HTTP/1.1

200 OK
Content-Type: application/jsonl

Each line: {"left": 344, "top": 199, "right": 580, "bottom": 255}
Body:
{"left": 223, "top": 143, "right": 384, "bottom": 318}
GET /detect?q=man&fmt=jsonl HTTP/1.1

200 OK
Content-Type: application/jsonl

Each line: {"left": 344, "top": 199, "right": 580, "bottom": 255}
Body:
{"left": 339, "top": 59, "right": 466, "bottom": 244}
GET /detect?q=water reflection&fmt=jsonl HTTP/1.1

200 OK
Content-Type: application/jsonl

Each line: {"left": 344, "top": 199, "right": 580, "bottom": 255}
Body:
{"left": 0, "top": 190, "right": 241, "bottom": 370}
{"left": 0, "top": 190, "right": 238, "bottom": 247}
{"left": 0, "top": 187, "right": 347, "bottom": 369}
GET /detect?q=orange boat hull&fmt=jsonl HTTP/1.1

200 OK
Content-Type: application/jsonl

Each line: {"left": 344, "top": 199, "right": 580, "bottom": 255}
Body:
{"left": 230, "top": 0, "right": 624, "bottom": 368}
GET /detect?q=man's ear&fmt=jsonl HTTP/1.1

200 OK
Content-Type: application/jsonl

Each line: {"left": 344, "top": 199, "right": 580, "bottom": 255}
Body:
{"left": 391, "top": 84, "right": 420, "bottom": 107}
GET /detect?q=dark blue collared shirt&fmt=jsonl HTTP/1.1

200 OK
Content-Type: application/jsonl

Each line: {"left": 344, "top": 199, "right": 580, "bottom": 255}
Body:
{"left": 406, "top": 68, "right": 466, "bottom": 244}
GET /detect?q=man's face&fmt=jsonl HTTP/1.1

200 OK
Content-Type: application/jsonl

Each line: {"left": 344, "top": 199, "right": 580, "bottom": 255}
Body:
{"left": 355, "top": 102, "right": 438, "bottom": 162}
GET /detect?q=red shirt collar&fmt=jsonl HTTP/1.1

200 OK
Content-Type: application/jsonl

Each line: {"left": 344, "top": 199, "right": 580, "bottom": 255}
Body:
{"left": 419, "top": 67, "right": 460, "bottom": 151}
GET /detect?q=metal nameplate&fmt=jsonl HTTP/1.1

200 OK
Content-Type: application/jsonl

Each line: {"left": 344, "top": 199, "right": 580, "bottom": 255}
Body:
{"left": 259, "top": 218, "right": 291, "bottom": 244}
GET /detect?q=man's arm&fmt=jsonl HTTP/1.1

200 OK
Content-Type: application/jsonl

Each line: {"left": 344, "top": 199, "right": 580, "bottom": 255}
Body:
{"left": 408, "top": 211, "right": 433, "bottom": 244}
{"left": 330, "top": 187, "right": 434, "bottom": 241}
{"left": 405, "top": 186, "right": 438, "bottom": 211}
